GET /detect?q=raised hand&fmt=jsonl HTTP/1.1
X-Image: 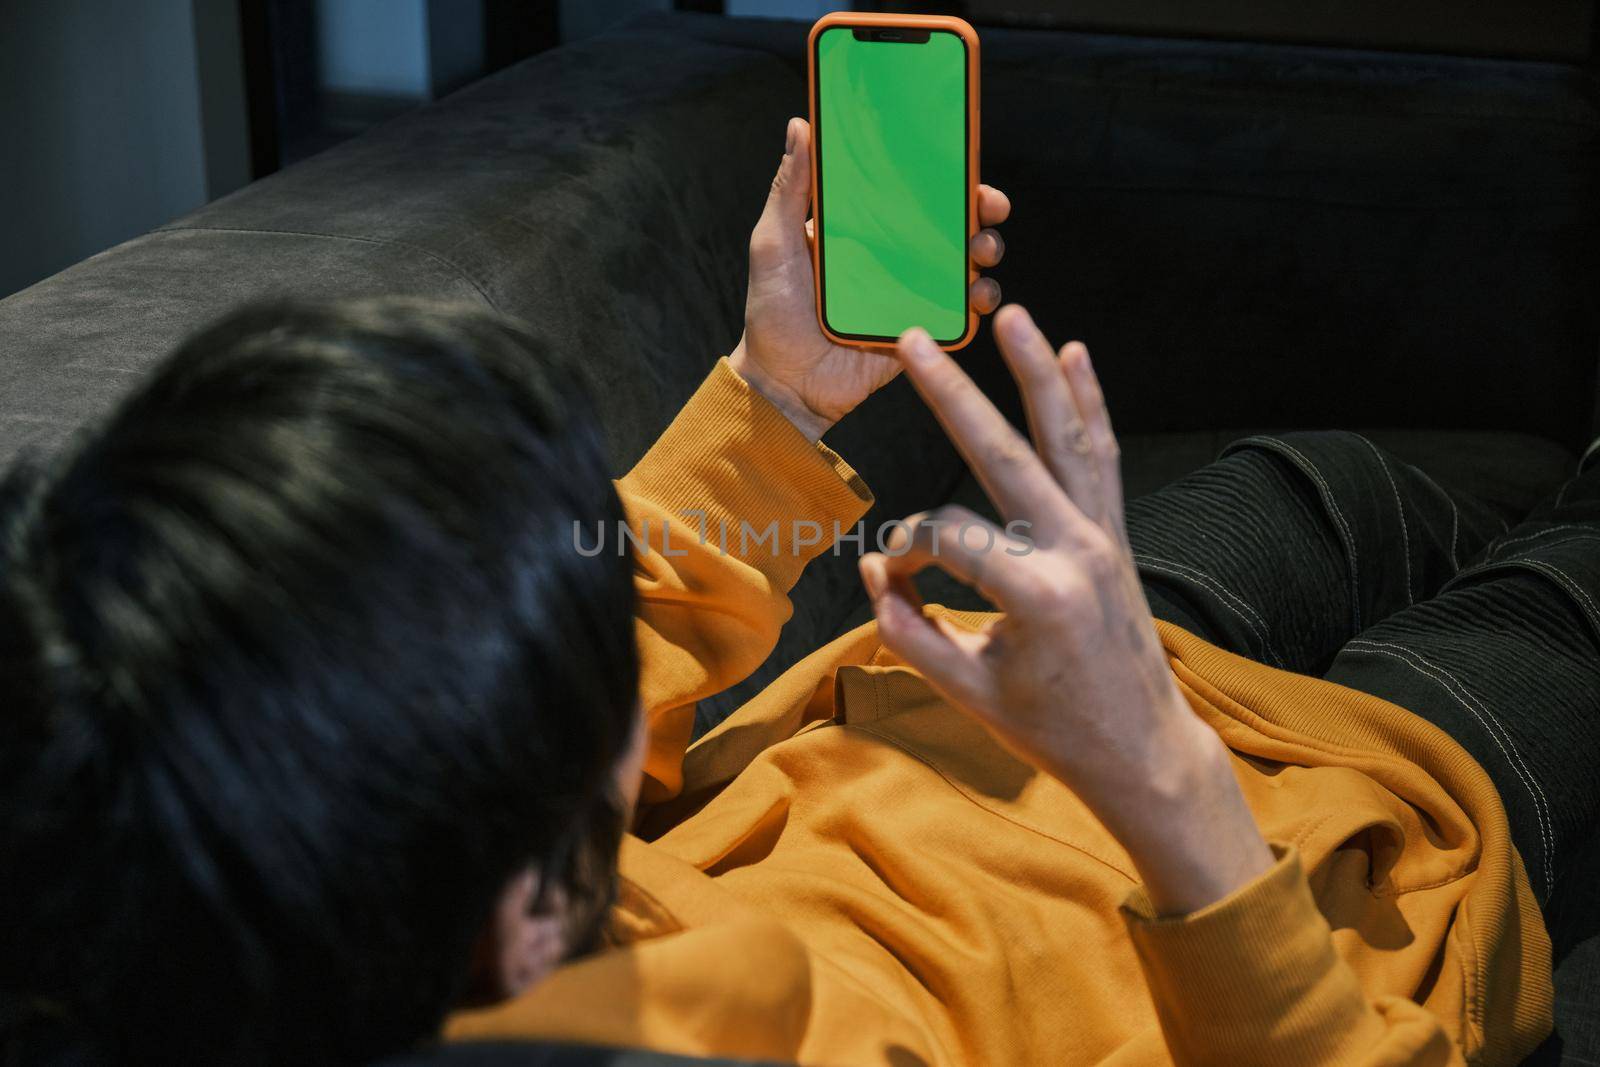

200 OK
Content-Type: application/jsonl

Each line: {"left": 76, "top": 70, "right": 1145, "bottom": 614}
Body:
{"left": 860, "top": 306, "right": 1273, "bottom": 915}
{"left": 730, "top": 117, "right": 1010, "bottom": 441}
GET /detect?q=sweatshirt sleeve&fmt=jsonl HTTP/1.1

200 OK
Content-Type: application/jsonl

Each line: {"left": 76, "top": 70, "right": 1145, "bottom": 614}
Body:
{"left": 616, "top": 358, "right": 874, "bottom": 804}
{"left": 1120, "top": 845, "right": 1465, "bottom": 1067}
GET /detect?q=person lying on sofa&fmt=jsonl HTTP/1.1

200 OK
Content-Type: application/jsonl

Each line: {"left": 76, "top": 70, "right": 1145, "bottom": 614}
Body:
{"left": 2, "top": 117, "right": 1585, "bottom": 1067}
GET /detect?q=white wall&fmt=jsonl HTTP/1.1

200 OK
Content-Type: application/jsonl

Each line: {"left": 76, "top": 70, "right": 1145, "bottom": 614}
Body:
{"left": 0, "top": 0, "right": 224, "bottom": 297}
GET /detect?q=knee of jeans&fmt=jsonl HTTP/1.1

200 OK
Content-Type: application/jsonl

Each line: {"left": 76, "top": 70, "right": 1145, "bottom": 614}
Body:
{"left": 1219, "top": 430, "right": 1397, "bottom": 487}
{"left": 1221, "top": 429, "right": 1366, "bottom": 460}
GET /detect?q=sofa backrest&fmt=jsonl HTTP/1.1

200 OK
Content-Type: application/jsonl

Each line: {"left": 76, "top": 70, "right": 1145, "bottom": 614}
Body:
{"left": 2, "top": 13, "right": 1596, "bottom": 471}
{"left": 682, "top": 14, "right": 1600, "bottom": 450}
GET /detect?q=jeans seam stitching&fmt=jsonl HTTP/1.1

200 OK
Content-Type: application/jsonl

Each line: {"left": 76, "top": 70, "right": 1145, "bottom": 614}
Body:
{"left": 1407, "top": 465, "right": 1462, "bottom": 570}
{"left": 1133, "top": 554, "right": 1285, "bottom": 668}
{"left": 1491, "top": 523, "right": 1594, "bottom": 557}
{"left": 1450, "top": 535, "right": 1600, "bottom": 602}
{"left": 1519, "top": 558, "right": 1600, "bottom": 623}
{"left": 1343, "top": 639, "right": 1554, "bottom": 897}
{"left": 1344, "top": 639, "right": 1554, "bottom": 894}
{"left": 1355, "top": 435, "right": 1415, "bottom": 605}
{"left": 1238, "top": 436, "right": 1364, "bottom": 632}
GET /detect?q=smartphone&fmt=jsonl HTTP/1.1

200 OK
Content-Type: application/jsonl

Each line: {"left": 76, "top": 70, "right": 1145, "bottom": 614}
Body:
{"left": 808, "top": 13, "right": 980, "bottom": 350}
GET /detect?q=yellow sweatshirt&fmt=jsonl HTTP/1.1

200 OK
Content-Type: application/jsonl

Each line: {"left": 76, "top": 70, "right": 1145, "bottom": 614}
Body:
{"left": 447, "top": 360, "right": 1553, "bottom": 1066}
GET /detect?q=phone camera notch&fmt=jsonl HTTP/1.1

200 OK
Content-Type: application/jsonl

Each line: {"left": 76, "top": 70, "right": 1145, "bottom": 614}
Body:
{"left": 852, "top": 28, "right": 931, "bottom": 44}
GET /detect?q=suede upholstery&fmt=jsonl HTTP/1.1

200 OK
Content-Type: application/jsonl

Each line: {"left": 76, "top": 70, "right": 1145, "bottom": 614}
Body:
{"left": 0, "top": 13, "right": 1594, "bottom": 1065}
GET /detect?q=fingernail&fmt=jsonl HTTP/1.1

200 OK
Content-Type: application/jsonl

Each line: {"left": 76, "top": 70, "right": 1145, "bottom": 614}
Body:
{"left": 860, "top": 556, "right": 885, "bottom": 599}
{"left": 784, "top": 119, "right": 798, "bottom": 156}
{"left": 900, "top": 328, "right": 936, "bottom": 365}
{"left": 1003, "top": 306, "right": 1033, "bottom": 340}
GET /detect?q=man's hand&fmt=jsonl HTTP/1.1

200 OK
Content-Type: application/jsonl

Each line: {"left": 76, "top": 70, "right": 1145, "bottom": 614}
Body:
{"left": 730, "top": 117, "right": 1011, "bottom": 441}
{"left": 860, "top": 307, "right": 1274, "bottom": 915}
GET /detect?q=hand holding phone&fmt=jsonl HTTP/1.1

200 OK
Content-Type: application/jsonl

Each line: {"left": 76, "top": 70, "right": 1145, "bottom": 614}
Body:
{"left": 729, "top": 17, "right": 1004, "bottom": 441}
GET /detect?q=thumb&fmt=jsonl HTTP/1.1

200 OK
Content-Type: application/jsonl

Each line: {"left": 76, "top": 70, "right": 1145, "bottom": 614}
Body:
{"left": 753, "top": 117, "right": 812, "bottom": 255}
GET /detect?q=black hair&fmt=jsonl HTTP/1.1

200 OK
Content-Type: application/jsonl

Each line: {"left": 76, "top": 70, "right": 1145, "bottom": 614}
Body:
{"left": 0, "top": 299, "right": 640, "bottom": 1064}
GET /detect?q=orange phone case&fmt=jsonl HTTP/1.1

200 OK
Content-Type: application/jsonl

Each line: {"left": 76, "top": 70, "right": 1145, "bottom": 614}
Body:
{"left": 806, "top": 12, "right": 982, "bottom": 352}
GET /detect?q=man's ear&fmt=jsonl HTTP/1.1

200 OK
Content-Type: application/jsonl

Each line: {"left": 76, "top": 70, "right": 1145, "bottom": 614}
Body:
{"left": 461, "top": 868, "right": 568, "bottom": 1006}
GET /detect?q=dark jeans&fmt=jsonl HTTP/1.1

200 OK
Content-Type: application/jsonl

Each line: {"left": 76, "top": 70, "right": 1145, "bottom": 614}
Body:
{"left": 1127, "top": 431, "right": 1600, "bottom": 952}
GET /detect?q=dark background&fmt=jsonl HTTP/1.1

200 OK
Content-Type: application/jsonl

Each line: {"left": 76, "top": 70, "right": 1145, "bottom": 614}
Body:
{"left": 3, "top": 0, "right": 1594, "bottom": 299}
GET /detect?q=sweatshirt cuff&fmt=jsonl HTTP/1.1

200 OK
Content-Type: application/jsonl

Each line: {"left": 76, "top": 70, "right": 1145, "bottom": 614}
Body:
{"left": 619, "top": 358, "right": 875, "bottom": 592}
{"left": 1120, "top": 844, "right": 1388, "bottom": 1065}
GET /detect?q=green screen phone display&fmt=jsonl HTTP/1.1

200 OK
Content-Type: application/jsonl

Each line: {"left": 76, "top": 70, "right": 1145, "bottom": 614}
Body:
{"left": 815, "top": 27, "right": 968, "bottom": 344}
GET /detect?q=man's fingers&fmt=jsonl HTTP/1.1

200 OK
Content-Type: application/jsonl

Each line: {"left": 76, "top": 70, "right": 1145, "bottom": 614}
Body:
{"left": 895, "top": 328, "right": 1070, "bottom": 531}
{"left": 969, "top": 277, "right": 1002, "bottom": 315}
{"left": 861, "top": 553, "right": 995, "bottom": 710}
{"left": 1059, "top": 341, "right": 1128, "bottom": 541}
{"left": 750, "top": 118, "right": 812, "bottom": 260}
{"left": 970, "top": 228, "right": 1005, "bottom": 268}
{"left": 977, "top": 185, "right": 1011, "bottom": 227}
{"left": 967, "top": 225, "right": 1003, "bottom": 314}
{"left": 994, "top": 306, "right": 1107, "bottom": 526}
{"left": 880, "top": 507, "right": 1034, "bottom": 606}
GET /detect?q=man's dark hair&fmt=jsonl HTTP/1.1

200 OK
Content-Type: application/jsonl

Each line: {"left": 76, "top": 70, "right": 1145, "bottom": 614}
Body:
{"left": 0, "top": 300, "right": 640, "bottom": 1064}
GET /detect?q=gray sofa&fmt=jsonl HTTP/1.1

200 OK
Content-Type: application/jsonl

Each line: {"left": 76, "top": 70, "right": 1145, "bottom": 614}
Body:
{"left": 2, "top": 13, "right": 1595, "bottom": 1064}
